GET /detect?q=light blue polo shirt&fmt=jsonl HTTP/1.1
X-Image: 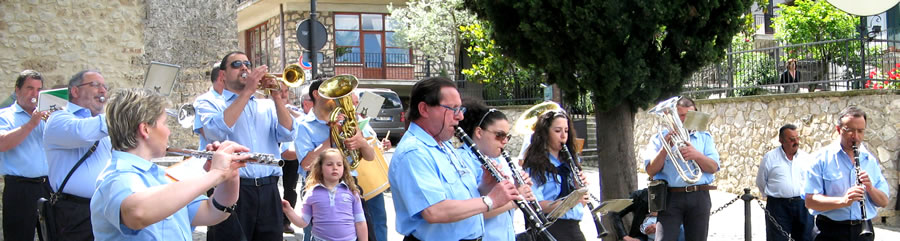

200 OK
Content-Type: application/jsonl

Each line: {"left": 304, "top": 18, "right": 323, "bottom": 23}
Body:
{"left": 91, "top": 151, "right": 207, "bottom": 240}
{"left": 805, "top": 141, "right": 890, "bottom": 221}
{"left": 192, "top": 87, "right": 224, "bottom": 149}
{"left": 0, "top": 102, "right": 48, "bottom": 177}
{"left": 293, "top": 113, "right": 373, "bottom": 177}
{"left": 642, "top": 130, "right": 720, "bottom": 187}
{"left": 44, "top": 102, "right": 112, "bottom": 198}
{"left": 388, "top": 122, "right": 484, "bottom": 241}
{"left": 458, "top": 148, "right": 516, "bottom": 241}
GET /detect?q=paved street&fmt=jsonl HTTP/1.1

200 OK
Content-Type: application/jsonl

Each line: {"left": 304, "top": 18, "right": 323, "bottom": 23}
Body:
{"left": 189, "top": 149, "right": 900, "bottom": 241}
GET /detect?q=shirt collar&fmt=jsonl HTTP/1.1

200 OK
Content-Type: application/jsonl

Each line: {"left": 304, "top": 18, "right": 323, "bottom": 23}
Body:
{"left": 302, "top": 110, "right": 327, "bottom": 124}
{"left": 312, "top": 181, "right": 349, "bottom": 190}
{"left": 112, "top": 150, "right": 155, "bottom": 172}
{"left": 12, "top": 101, "right": 27, "bottom": 114}
{"left": 66, "top": 102, "right": 91, "bottom": 116}
{"left": 221, "top": 89, "right": 249, "bottom": 102}
{"left": 408, "top": 122, "right": 441, "bottom": 148}
{"left": 548, "top": 153, "right": 562, "bottom": 166}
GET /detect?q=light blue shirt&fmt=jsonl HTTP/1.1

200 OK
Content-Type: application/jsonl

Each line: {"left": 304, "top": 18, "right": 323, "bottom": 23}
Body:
{"left": 293, "top": 113, "right": 373, "bottom": 177}
{"left": 388, "top": 123, "right": 484, "bottom": 241}
{"left": 0, "top": 102, "right": 48, "bottom": 177}
{"left": 805, "top": 141, "right": 890, "bottom": 221}
{"left": 44, "top": 102, "right": 112, "bottom": 198}
{"left": 756, "top": 147, "right": 810, "bottom": 198}
{"left": 642, "top": 130, "right": 720, "bottom": 187}
{"left": 192, "top": 87, "right": 224, "bottom": 149}
{"left": 458, "top": 148, "right": 516, "bottom": 241}
{"left": 194, "top": 89, "right": 298, "bottom": 178}
{"left": 91, "top": 151, "right": 207, "bottom": 241}
{"left": 529, "top": 153, "right": 584, "bottom": 220}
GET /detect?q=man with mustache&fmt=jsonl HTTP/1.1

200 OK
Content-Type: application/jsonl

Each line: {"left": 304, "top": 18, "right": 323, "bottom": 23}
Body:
{"left": 756, "top": 124, "right": 813, "bottom": 241}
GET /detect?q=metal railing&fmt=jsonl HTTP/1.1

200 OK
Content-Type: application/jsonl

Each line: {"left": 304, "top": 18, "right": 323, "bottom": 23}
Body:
{"left": 683, "top": 37, "right": 900, "bottom": 99}
{"left": 336, "top": 52, "right": 411, "bottom": 66}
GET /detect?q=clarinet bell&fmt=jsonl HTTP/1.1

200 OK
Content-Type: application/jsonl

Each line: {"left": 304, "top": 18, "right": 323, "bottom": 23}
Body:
{"left": 860, "top": 219, "right": 874, "bottom": 237}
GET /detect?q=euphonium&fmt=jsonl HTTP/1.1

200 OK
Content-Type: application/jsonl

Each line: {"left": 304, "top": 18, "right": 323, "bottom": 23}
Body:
{"left": 256, "top": 64, "right": 305, "bottom": 95}
{"left": 647, "top": 96, "right": 703, "bottom": 184}
{"left": 319, "top": 74, "right": 362, "bottom": 168}
{"left": 512, "top": 101, "right": 563, "bottom": 136}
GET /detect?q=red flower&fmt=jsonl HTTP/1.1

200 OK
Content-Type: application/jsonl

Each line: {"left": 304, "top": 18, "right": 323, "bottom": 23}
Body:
{"left": 866, "top": 80, "right": 872, "bottom": 88}
{"left": 895, "top": 63, "right": 899, "bottom": 68}
{"left": 870, "top": 71, "right": 877, "bottom": 78}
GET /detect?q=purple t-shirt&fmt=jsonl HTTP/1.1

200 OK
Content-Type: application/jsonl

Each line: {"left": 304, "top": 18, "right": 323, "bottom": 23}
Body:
{"left": 302, "top": 182, "right": 366, "bottom": 241}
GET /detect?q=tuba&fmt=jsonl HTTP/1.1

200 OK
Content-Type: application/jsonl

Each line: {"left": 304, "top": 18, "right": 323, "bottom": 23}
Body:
{"left": 319, "top": 75, "right": 361, "bottom": 168}
{"left": 511, "top": 101, "right": 563, "bottom": 135}
{"left": 647, "top": 96, "right": 703, "bottom": 184}
{"left": 257, "top": 64, "right": 305, "bottom": 95}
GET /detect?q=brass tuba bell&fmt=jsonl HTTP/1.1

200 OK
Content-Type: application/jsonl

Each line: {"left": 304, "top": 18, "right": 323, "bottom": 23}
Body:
{"left": 511, "top": 101, "right": 563, "bottom": 136}
{"left": 319, "top": 74, "right": 362, "bottom": 168}
{"left": 648, "top": 96, "right": 703, "bottom": 184}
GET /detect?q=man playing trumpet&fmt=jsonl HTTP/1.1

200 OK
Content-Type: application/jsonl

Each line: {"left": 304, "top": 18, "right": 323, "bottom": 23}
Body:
{"left": 198, "top": 51, "right": 298, "bottom": 241}
{"left": 90, "top": 88, "right": 247, "bottom": 240}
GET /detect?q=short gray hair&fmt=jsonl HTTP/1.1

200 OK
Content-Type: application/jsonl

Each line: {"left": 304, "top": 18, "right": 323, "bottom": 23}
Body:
{"left": 68, "top": 70, "right": 100, "bottom": 90}
{"left": 835, "top": 106, "right": 867, "bottom": 126}
{"left": 105, "top": 88, "right": 169, "bottom": 151}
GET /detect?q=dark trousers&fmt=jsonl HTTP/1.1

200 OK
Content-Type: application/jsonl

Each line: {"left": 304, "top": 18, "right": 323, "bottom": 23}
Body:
{"left": 766, "top": 196, "right": 814, "bottom": 241}
{"left": 353, "top": 176, "right": 377, "bottom": 241}
{"left": 3, "top": 176, "right": 51, "bottom": 241}
{"left": 53, "top": 195, "right": 93, "bottom": 241}
{"left": 208, "top": 176, "right": 284, "bottom": 241}
{"left": 658, "top": 190, "right": 712, "bottom": 241}
{"left": 542, "top": 219, "right": 585, "bottom": 241}
{"left": 282, "top": 159, "right": 300, "bottom": 224}
{"left": 814, "top": 216, "right": 875, "bottom": 241}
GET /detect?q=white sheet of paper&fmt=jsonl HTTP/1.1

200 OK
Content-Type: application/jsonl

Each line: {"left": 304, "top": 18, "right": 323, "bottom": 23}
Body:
{"left": 143, "top": 61, "right": 181, "bottom": 96}
{"left": 37, "top": 88, "right": 68, "bottom": 112}
{"left": 357, "top": 91, "right": 385, "bottom": 118}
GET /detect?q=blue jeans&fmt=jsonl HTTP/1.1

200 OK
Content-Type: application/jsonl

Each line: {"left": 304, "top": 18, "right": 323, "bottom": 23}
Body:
{"left": 365, "top": 193, "right": 388, "bottom": 241}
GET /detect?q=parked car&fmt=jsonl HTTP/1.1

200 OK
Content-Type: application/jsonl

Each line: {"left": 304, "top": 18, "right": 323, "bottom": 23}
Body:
{"left": 356, "top": 88, "right": 405, "bottom": 145}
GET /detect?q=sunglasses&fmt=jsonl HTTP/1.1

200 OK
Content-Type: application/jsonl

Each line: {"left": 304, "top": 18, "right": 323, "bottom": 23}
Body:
{"left": 483, "top": 129, "right": 511, "bottom": 142}
{"left": 230, "top": 60, "right": 252, "bottom": 69}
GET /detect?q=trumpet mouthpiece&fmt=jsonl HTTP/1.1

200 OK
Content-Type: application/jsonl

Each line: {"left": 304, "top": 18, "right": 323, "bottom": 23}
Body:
{"left": 98, "top": 96, "right": 106, "bottom": 103}
{"left": 31, "top": 98, "right": 37, "bottom": 104}
{"left": 241, "top": 72, "right": 248, "bottom": 78}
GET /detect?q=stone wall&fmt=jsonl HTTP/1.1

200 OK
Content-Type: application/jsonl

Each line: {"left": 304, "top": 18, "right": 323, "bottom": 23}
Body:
{"left": 0, "top": 0, "right": 239, "bottom": 149}
{"left": 632, "top": 90, "right": 900, "bottom": 225}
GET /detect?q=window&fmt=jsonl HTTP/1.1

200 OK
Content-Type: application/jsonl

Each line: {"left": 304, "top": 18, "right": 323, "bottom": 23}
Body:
{"left": 334, "top": 13, "right": 410, "bottom": 65}
{"left": 245, "top": 22, "right": 270, "bottom": 68}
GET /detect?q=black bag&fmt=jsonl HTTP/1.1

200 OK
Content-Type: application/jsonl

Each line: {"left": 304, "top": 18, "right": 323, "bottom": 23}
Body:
{"left": 37, "top": 141, "right": 99, "bottom": 241}
{"left": 648, "top": 179, "right": 668, "bottom": 212}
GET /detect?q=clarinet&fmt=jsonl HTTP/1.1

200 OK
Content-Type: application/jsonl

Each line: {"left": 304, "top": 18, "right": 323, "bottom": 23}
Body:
{"left": 501, "top": 150, "right": 554, "bottom": 234}
{"left": 852, "top": 143, "right": 874, "bottom": 237}
{"left": 454, "top": 127, "right": 557, "bottom": 241}
{"left": 560, "top": 143, "right": 609, "bottom": 238}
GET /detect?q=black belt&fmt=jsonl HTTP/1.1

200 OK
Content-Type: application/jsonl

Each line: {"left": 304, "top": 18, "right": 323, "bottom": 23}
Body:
{"left": 240, "top": 176, "right": 279, "bottom": 186}
{"left": 768, "top": 196, "right": 804, "bottom": 202}
{"left": 819, "top": 215, "right": 867, "bottom": 226}
{"left": 669, "top": 184, "right": 717, "bottom": 192}
{"left": 5, "top": 175, "right": 48, "bottom": 184}
{"left": 56, "top": 193, "right": 91, "bottom": 204}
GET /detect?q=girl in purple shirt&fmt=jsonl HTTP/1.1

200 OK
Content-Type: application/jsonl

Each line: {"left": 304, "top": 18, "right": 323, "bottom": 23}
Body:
{"left": 282, "top": 149, "right": 368, "bottom": 241}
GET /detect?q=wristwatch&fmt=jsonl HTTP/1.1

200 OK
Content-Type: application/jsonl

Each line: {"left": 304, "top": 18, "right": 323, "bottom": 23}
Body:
{"left": 481, "top": 196, "right": 494, "bottom": 212}
{"left": 211, "top": 198, "right": 236, "bottom": 213}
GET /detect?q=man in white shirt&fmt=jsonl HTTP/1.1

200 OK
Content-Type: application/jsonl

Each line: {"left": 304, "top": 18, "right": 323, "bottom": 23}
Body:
{"left": 756, "top": 124, "right": 813, "bottom": 241}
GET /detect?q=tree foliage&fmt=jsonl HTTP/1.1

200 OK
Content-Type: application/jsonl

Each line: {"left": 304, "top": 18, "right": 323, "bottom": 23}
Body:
{"left": 459, "top": 22, "right": 541, "bottom": 85}
{"left": 388, "top": 0, "right": 476, "bottom": 61}
{"left": 465, "top": 0, "right": 754, "bottom": 111}
{"left": 773, "top": 0, "right": 857, "bottom": 45}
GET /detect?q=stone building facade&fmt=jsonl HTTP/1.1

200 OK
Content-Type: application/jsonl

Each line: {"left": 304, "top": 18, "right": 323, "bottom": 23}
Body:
{"left": 0, "top": 0, "right": 240, "bottom": 148}
{"left": 633, "top": 90, "right": 900, "bottom": 226}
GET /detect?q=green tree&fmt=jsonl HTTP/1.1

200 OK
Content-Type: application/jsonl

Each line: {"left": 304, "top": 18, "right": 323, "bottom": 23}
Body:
{"left": 459, "top": 22, "right": 542, "bottom": 104}
{"left": 465, "top": 0, "right": 753, "bottom": 220}
{"left": 388, "top": 0, "right": 476, "bottom": 73}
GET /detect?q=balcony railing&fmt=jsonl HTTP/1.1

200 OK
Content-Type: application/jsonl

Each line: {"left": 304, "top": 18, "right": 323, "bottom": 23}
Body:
{"left": 335, "top": 52, "right": 415, "bottom": 80}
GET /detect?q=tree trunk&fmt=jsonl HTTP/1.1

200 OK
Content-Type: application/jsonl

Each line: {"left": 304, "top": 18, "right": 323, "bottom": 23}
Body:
{"left": 594, "top": 100, "right": 638, "bottom": 241}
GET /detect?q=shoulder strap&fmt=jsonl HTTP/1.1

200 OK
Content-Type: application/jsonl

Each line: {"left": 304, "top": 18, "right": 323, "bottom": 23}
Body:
{"left": 57, "top": 140, "right": 100, "bottom": 194}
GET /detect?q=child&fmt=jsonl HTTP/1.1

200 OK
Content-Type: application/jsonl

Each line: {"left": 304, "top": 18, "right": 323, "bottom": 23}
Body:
{"left": 282, "top": 148, "right": 368, "bottom": 241}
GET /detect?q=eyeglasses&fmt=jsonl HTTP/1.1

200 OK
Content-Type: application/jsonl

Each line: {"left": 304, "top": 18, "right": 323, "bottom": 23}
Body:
{"left": 230, "top": 60, "right": 252, "bottom": 69}
{"left": 840, "top": 126, "right": 866, "bottom": 135}
{"left": 76, "top": 82, "right": 108, "bottom": 90}
{"left": 483, "top": 129, "right": 511, "bottom": 142}
{"left": 439, "top": 104, "right": 466, "bottom": 115}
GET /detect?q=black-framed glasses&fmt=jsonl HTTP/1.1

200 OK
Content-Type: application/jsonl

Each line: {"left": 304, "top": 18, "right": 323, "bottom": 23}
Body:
{"left": 483, "top": 129, "right": 511, "bottom": 142}
{"left": 76, "top": 82, "right": 108, "bottom": 90}
{"left": 439, "top": 104, "right": 466, "bottom": 115}
{"left": 230, "top": 60, "right": 252, "bottom": 69}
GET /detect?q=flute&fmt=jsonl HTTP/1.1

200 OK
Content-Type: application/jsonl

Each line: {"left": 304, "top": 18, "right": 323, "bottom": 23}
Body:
{"left": 166, "top": 147, "right": 285, "bottom": 167}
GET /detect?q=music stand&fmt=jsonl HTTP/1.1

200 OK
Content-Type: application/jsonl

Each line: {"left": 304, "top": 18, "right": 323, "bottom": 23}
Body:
{"left": 143, "top": 61, "right": 181, "bottom": 96}
{"left": 590, "top": 199, "right": 633, "bottom": 215}
{"left": 547, "top": 188, "right": 588, "bottom": 222}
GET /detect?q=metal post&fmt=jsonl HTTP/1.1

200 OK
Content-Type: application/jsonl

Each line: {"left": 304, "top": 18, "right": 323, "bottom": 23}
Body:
{"left": 858, "top": 16, "right": 867, "bottom": 90}
{"left": 310, "top": 0, "right": 318, "bottom": 78}
{"left": 280, "top": 4, "right": 285, "bottom": 71}
{"left": 741, "top": 188, "right": 754, "bottom": 241}
{"left": 426, "top": 59, "right": 431, "bottom": 77}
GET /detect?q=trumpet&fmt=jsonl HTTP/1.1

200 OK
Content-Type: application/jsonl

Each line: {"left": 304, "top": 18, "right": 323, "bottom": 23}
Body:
{"left": 560, "top": 143, "right": 608, "bottom": 238}
{"left": 241, "top": 64, "right": 305, "bottom": 96}
{"left": 166, "top": 147, "right": 284, "bottom": 167}
{"left": 852, "top": 143, "right": 874, "bottom": 237}
{"left": 455, "top": 127, "right": 557, "bottom": 241}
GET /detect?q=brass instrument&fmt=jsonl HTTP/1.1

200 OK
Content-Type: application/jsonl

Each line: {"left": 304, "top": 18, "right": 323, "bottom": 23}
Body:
{"left": 319, "top": 74, "right": 361, "bottom": 168}
{"left": 164, "top": 103, "right": 195, "bottom": 129}
{"left": 647, "top": 96, "right": 703, "bottom": 184}
{"left": 560, "top": 143, "right": 609, "bottom": 238}
{"left": 852, "top": 143, "right": 875, "bottom": 237}
{"left": 166, "top": 147, "right": 284, "bottom": 167}
{"left": 455, "top": 128, "right": 557, "bottom": 241}
{"left": 511, "top": 101, "right": 563, "bottom": 136}
{"left": 251, "top": 64, "right": 305, "bottom": 95}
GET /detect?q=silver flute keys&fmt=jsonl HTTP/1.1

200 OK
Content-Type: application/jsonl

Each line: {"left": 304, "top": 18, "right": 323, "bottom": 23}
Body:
{"left": 166, "top": 147, "right": 284, "bottom": 167}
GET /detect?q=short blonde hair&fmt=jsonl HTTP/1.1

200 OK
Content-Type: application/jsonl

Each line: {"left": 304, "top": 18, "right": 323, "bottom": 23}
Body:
{"left": 105, "top": 88, "right": 169, "bottom": 151}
